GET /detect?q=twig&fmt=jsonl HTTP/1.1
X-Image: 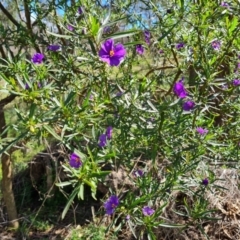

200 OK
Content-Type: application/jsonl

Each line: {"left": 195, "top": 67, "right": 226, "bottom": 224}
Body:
{"left": 145, "top": 65, "right": 175, "bottom": 78}
{"left": 0, "top": 2, "right": 21, "bottom": 28}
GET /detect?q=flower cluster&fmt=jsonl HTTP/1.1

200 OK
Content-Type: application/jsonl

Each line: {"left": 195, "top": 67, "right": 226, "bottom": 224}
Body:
{"left": 196, "top": 127, "right": 208, "bottom": 135}
{"left": 98, "top": 126, "right": 113, "bottom": 147}
{"left": 104, "top": 195, "right": 120, "bottom": 215}
{"left": 31, "top": 53, "right": 44, "bottom": 64}
{"left": 78, "top": 6, "right": 83, "bottom": 15}
{"left": 221, "top": 2, "right": 229, "bottom": 7}
{"left": 183, "top": 100, "right": 195, "bottom": 111}
{"left": 25, "top": 82, "right": 42, "bottom": 90}
{"left": 67, "top": 24, "right": 74, "bottom": 31}
{"left": 99, "top": 39, "right": 126, "bottom": 66}
{"left": 142, "top": 206, "right": 155, "bottom": 216}
{"left": 202, "top": 178, "right": 209, "bottom": 186}
{"left": 69, "top": 153, "right": 82, "bottom": 169}
{"left": 136, "top": 44, "right": 144, "bottom": 55}
{"left": 176, "top": 42, "right": 185, "bottom": 50}
{"left": 232, "top": 79, "right": 240, "bottom": 86}
{"left": 133, "top": 169, "right": 144, "bottom": 177}
{"left": 173, "top": 78, "right": 187, "bottom": 98}
{"left": 47, "top": 44, "right": 61, "bottom": 51}
{"left": 173, "top": 78, "right": 195, "bottom": 111}
{"left": 144, "top": 30, "right": 150, "bottom": 45}
{"left": 211, "top": 40, "right": 221, "bottom": 51}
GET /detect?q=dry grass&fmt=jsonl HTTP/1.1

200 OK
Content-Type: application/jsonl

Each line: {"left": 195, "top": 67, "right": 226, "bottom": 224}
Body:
{"left": 151, "top": 167, "right": 240, "bottom": 240}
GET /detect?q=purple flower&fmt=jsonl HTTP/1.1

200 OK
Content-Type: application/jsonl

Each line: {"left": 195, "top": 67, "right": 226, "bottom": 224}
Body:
{"left": 202, "top": 178, "right": 209, "bottom": 186}
{"left": 183, "top": 100, "right": 195, "bottom": 111}
{"left": 69, "top": 153, "right": 82, "bottom": 169}
{"left": 232, "top": 79, "right": 240, "bottom": 86}
{"left": 78, "top": 7, "right": 83, "bottom": 14}
{"left": 176, "top": 42, "right": 184, "bottom": 50}
{"left": 98, "top": 134, "right": 107, "bottom": 147}
{"left": 106, "top": 126, "right": 113, "bottom": 140}
{"left": 222, "top": 84, "right": 228, "bottom": 90}
{"left": 47, "top": 44, "right": 61, "bottom": 51}
{"left": 159, "top": 49, "right": 164, "bottom": 54}
{"left": 147, "top": 117, "right": 155, "bottom": 122}
{"left": 142, "top": 206, "right": 155, "bottom": 216}
{"left": 211, "top": 40, "right": 221, "bottom": 51}
{"left": 136, "top": 44, "right": 144, "bottom": 55}
{"left": 103, "top": 26, "right": 111, "bottom": 34}
{"left": 67, "top": 24, "right": 74, "bottom": 31}
{"left": 133, "top": 169, "right": 144, "bottom": 177}
{"left": 89, "top": 94, "right": 94, "bottom": 101}
{"left": 144, "top": 30, "right": 150, "bottom": 45}
{"left": 221, "top": 2, "right": 229, "bottom": 7}
{"left": 25, "top": 83, "right": 30, "bottom": 90}
{"left": 31, "top": 53, "right": 44, "bottom": 64}
{"left": 196, "top": 127, "right": 208, "bottom": 135}
{"left": 173, "top": 78, "right": 187, "bottom": 98}
{"left": 104, "top": 195, "right": 120, "bottom": 215}
{"left": 99, "top": 39, "right": 126, "bottom": 67}
{"left": 116, "top": 91, "right": 123, "bottom": 97}
{"left": 126, "top": 214, "right": 130, "bottom": 220}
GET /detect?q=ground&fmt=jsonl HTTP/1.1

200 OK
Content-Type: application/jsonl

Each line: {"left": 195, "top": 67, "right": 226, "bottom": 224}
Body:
{"left": 0, "top": 149, "right": 240, "bottom": 239}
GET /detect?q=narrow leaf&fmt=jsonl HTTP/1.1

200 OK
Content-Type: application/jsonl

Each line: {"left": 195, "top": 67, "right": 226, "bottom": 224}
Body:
{"left": 43, "top": 125, "right": 62, "bottom": 141}
{"left": 47, "top": 30, "right": 72, "bottom": 39}
{"left": 62, "top": 187, "right": 79, "bottom": 219}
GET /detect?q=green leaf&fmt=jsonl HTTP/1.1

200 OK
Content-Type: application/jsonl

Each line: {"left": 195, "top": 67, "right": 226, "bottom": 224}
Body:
{"left": 229, "top": 16, "right": 238, "bottom": 36}
{"left": 43, "top": 125, "right": 62, "bottom": 141}
{"left": 0, "top": 132, "right": 28, "bottom": 155}
{"left": 74, "top": 149, "right": 86, "bottom": 162}
{"left": 56, "top": 181, "right": 72, "bottom": 187}
{"left": 97, "top": 16, "right": 128, "bottom": 42}
{"left": 62, "top": 187, "right": 79, "bottom": 219}
{"left": 158, "top": 223, "right": 185, "bottom": 228}
{"left": 90, "top": 15, "right": 100, "bottom": 36}
{"left": 16, "top": 75, "right": 26, "bottom": 89}
{"left": 158, "top": 21, "right": 181, "bottom": 42}
{"left": 103, "top": 29, "right": 139, "bottom": 41}
{"left": 47, "top": 31, "right": 72, "bottom": 39}
{"left": 29, "top": 104, "right": 37, "bottom": 118}
{"left": 78, "top": 183, "right": 84, "bottom": 200}
{"left": 89, "top": 171, "right": 111, "bottom": 178}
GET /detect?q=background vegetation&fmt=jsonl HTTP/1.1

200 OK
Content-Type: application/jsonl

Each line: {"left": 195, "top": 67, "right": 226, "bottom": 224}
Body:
{"left": 0, "top": 0, "right": 240, "bottom": 239}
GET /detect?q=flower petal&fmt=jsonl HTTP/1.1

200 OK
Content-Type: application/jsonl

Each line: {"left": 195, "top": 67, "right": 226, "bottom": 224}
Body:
{"left": 109, "top": 57, "right": 121, "bottom": 66}
{"left": 99, "top": 56, "right": 111, "bottom": 65}
{"left": 100, "top": 39, "right": 114, "bottom": 54}
{"left": 113, "top": 44, "right": 126, "bottom": 58}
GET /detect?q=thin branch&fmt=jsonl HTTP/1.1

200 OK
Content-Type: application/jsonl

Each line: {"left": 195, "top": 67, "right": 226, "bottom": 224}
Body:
{"left": 145, "top": 65, "right": 175, "bottom": 78}
{"left": 0, "top": 45, "right": 7, "bottom": 60}
{"left": 0, "top": 95, "right": 17, "bottom": 109}
{"left": 0, "top": 2, "right": 21, "bottom": 28}
{"left": 22, "top": 0, "right": 41, "bottom": 53}
{"left": 14, "top": 0, "right": 25, "bottom": 22}
{"left": 23, "top": 0, "right": 32, "bottom": 30}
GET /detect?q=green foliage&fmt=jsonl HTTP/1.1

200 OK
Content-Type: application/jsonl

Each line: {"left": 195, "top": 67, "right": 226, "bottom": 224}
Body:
{"left": 0, "top": 0, "right": 240, "bottom": 239}
{"left": 67, "top": 223, "right": 117, "bottom": 240}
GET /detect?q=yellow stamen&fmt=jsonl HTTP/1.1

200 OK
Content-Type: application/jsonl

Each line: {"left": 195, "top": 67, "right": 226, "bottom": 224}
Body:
{"left": 109, "top": 50, "right": 114, "bottom": 57}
